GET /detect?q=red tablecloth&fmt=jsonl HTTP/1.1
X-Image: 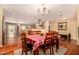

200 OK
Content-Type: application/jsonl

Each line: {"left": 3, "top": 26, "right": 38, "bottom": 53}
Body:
{"left": 26, "top": 35, "right": 45, "bottom": 51}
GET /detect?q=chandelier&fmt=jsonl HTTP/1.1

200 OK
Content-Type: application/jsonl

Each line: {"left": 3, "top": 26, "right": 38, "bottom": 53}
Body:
{"left": 37, "top": 4, "right": 49, "bottom": 16}
{"left": 36, "top": 4, "right": 49, "bottom": 28}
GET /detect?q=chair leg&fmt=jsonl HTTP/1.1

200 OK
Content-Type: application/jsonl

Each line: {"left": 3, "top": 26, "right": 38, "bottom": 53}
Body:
{"left": 22, "top": 49, "right": 25, "bottom": 55}
{"left": 56, "top": 39, "right": 59, "bottom": 52}
{"left": 25, "top": 49, "right": 27, "bottom": 55}
{"left": 56, "top": 44, "right": 58, "bottom": 52}
{"left": 43, "top": 48, "right": 46, "bottom": 55}
{"left": 52, "top": 45, "right": 54, "bottom": 55}
{"left": 25, "top": 51, "right": 27, "bottom": 55}
{"left": 50, "top": 47, "right": 52, "bottom": 55}
{"left": 30, "top": 50, "right": 32, "bottom": 53}
{"left": 33, "top": 51, "right": 35, "bottom": 55}
{"left": 50, "top": 44, "right": 52, "bottom": 55}
{"left": 22, "top": 50, "right": 23, "bottom": 55}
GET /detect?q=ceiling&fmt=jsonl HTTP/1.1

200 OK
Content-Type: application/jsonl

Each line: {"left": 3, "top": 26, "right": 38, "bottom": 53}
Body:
{"left": 0, "top": 4, "right": 79, "bottom": 24}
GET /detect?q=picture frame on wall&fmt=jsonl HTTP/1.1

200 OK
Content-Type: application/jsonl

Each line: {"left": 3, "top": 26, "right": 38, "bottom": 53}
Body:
{"left": 58, "top": 22, "right": 67, "bottom": 30}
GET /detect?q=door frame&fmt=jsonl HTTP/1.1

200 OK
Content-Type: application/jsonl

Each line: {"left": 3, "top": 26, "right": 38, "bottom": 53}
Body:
{"left": 5, "top": 22, "right": 18, "bottom": 44}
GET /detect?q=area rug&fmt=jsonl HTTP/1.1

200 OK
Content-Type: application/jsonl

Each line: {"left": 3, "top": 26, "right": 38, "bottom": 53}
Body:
{"left": 14, "top": 46, "right": 67, "bottom": 55}
{"left": 39, "top": 46, "right": 67, "bottom": 55}
{"left": 54, "top": 46, "right": 67, "bottom": 55}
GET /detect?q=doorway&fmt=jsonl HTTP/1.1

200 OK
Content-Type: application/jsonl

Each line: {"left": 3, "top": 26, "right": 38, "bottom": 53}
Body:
{"left": 5, "top": 23, "right": 18, "bottom": 45}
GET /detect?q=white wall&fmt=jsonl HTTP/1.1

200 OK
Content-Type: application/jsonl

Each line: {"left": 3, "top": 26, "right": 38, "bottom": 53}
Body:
{"left": 0, "top": 7, "right": 3, "bottom": 47}
{"left": 50, "top": 18, "right": 77, "bottom": 40}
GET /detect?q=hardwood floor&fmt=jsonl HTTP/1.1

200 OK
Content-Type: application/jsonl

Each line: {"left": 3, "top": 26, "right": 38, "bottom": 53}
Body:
{"left": 0, "top": 40, "right": 21, "bottom": 55}
{"left": 64, "top": 41, "right": 79, "bottom": 55}
{"left": 0, "top": 38, "right": 79, "bottom": 55}
{"left": 59, "top": 39, "right": 79, "bottom": 55}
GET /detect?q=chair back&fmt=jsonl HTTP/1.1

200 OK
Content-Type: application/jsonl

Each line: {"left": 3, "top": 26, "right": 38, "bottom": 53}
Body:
{"left": 44, "top": 33, "right": 53, "bottom": 44}
{"left": 20, "top": 33, "right": 27, "bottom": 50}
{"left": 52, "top": 31, "right": 58, "bottom": 42}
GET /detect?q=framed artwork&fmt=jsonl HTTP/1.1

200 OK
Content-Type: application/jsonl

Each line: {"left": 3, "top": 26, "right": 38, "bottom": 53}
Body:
{"left": 58, "top": 22, "right": 67, "bottom": 30}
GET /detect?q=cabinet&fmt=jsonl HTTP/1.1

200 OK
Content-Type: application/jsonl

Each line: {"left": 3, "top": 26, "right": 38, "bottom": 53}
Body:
{"left": 59, "top": 33, "right": 71, "bottom": 41}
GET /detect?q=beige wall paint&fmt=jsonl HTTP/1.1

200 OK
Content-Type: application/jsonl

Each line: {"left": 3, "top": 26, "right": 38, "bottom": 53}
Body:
{"left": 0, "top": 7, "right": 3, "bottom": 47}
{"left": 50, "top": 18, "right": 77, "bottom": 40}
{"left": 76, "top": 10, "right": 79, "bottom": 44}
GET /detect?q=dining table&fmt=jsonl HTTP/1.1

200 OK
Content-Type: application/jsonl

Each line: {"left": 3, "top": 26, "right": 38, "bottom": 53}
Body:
{"left": 26, "top": 34, "right": 59, "bottom": 55}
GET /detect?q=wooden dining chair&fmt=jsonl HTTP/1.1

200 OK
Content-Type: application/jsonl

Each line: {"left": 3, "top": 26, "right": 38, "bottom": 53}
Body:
{"left": 20, "top": 33, "right": 33, "bottom": 55}
{"left": 51, "top": 32, "right": 59, "bottom": 54}
{"left": 41, "top": 32, "right": 53, "bottom": 55}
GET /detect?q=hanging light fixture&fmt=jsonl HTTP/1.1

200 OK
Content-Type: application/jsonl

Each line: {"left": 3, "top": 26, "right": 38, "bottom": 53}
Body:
{"left": 37, "top": 4, "right": 49, "bottom": 23}
{"left": 38, "top": 4, "right": 49, "bottom": 16}
{"left": 36, "top": 4, "right": 49, "bottom": 28}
